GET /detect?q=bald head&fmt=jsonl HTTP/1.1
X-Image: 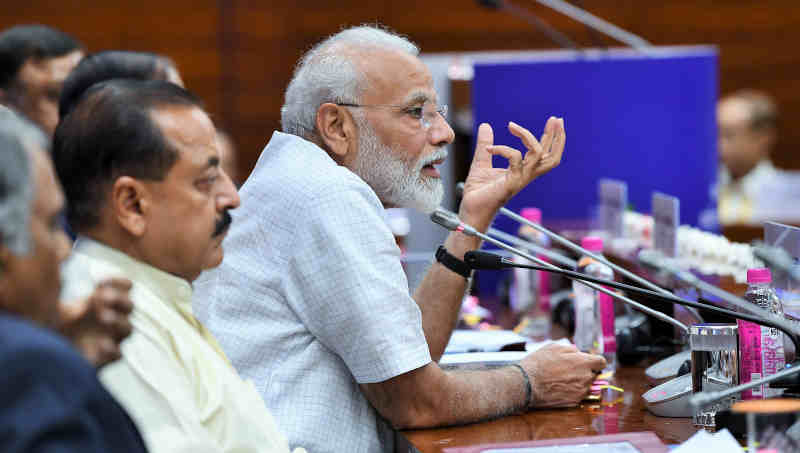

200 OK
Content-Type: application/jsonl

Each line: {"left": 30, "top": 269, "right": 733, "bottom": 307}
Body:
{"left": 718, "top": 90, "right": 778, "bottom": 180}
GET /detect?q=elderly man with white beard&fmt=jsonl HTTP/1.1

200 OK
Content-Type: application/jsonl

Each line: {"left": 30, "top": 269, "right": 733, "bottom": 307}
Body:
{"left": 192, "top": 25, "right": 605, "bottom": 453}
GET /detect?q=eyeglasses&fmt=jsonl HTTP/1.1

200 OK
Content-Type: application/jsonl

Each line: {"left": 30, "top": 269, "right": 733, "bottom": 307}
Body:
{"left": 337, "top": 102, "right": 448, "bottom": 131}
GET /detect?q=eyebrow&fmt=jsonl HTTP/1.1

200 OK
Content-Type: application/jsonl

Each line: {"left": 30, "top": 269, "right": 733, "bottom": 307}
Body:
{"left": 401, "top": 91, "right": 435, "bottom": 106}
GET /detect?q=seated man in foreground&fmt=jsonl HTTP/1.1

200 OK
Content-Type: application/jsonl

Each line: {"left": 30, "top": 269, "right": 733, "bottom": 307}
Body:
{"left": 194, "top": 25, "right": 605, "bottom": 453}
{"left": 53, "top": 80, "right": 305, "bottom": 453}
{"left": 0, "top": 108, "right": 147, "bottom": 452}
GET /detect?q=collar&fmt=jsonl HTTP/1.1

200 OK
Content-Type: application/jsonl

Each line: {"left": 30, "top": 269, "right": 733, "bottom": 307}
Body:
{"left": 718, "top": 159, "right": 776, "bottom": 191}
{"left": 72, "top": 236, "right": 194, "bottom": 314}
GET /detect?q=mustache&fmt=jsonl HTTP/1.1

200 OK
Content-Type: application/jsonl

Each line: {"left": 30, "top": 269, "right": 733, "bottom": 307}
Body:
{"left": 417, "top": 148, "right": 449, "bottom": 170}
{"left": 213, "top": 210, "right": 233, "bottom": 238}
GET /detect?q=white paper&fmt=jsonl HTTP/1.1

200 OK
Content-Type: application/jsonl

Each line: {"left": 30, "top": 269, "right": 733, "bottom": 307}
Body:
{"left": 484, "top": 441, "right": 640, "bottom": 452}
{"left": 444, "top": 330, "right": 530, "bottom": 354}
{"left": 671, "top": 429, "right": 743, "bottom": 453}
{"left": 440, "top": 339, "right": 573, "bottom": 366}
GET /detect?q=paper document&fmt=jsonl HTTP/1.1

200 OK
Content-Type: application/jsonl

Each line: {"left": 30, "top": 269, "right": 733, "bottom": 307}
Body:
{"left": 444, "top": 330, "right": 530, "bottom": 354}
{"left": 484, "top": 441, "right": 640, "bottom": 452}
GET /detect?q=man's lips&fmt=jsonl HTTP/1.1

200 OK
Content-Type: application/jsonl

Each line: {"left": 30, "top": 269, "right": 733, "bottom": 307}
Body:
{"left": 421, "top": 158, "right": 445, "bottom": 178}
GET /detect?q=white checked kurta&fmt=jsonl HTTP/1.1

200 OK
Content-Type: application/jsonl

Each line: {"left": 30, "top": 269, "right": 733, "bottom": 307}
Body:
{"left": 60, "top": 238, "right": 305, "bottom": 453}
{"left": 193, "top": 131, "right": 433, "bottom": 453}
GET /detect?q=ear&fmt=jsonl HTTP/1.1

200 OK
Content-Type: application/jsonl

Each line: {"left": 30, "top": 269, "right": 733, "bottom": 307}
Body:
{"left": 111, "top": 176, "right": 151, "bottom": 237}
{"left": 315, "top": 103, "right": 357, "bottom": 160}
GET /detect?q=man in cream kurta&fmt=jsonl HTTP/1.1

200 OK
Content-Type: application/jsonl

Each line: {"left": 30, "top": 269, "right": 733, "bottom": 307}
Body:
{"left": 51, "top": 80, "right": 304, "bottom": 453}
{"left": 61, "top": 238, "right": 305, "bottom": 453}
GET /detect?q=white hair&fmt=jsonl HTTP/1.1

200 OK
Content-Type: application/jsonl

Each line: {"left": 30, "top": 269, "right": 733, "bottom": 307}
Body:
{"left": 0, "top": 106, "right": 43, "bottom": 256}
{"left": 351, "top": 113, "right": 445, "bottom": 214}
{"left": 280, "top": 25, "right": 419, "bottom": 139}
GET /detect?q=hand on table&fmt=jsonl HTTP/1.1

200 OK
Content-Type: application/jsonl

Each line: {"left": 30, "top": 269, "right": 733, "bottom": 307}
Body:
{"left": 519, "top": 343, "right": 606, "bottom": 409}
{"left": 459, "top": 118, "right": 565, "bottom": 232}
{"left": 59, "top": 278, "right": 134, "bottom": 368}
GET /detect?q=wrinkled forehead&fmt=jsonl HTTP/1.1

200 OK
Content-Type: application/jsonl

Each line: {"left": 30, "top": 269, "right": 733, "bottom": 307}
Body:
{"left": 355, "top": 49, "right": 437, "bottom": 106}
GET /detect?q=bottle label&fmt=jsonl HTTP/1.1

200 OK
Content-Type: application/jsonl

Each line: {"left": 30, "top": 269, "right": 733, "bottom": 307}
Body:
{"left": 738, "top": 320, "right": 785, "bottom": 399}
{"left": 599, "top": 289, "right": 616, "bottom": 354}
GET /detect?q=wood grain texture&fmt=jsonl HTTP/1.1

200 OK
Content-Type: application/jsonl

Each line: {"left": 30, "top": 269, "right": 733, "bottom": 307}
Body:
{"left": 3, "top": 0, "right": 800, "bottom": 179}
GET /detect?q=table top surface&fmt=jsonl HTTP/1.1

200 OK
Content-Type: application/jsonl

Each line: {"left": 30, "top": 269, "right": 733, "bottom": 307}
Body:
{"left": 401, "top": 364, "right": 700, "bottom": 453}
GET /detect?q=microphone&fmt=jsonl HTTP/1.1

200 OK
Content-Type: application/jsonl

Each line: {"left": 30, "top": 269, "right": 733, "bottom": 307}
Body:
{"left": 466, "top": 248, "right": 800, "bottom": 411}
{"left": 455, "top": 182, "right": 705, "bottom": 327}
{"left": 464, "top": 250, "right": 514, "bottom": 269}
{"left": 463, "top": 251, "right": 800, "bottom": 352}
{"left": 431, "top": 208, "right": 688, "bottom": 332}
{"left": 690, "top": 364, "right": 800, "bottom": 409}
{"left": 475, "top": 0, "right": 581, "bottom": 50}
{"left": 487, "top": 227, "right": 577, "bottom": 268}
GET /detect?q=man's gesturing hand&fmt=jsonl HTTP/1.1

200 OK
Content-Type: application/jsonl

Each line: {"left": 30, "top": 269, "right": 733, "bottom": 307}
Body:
{"left": 519, "top": 343, "right": 606, "bottom": 409}
{"left": 459, "top": 118, "right": 565, "bottom": 232}
{"left": 59, "top": 278, "right": 134, "bottom": 367}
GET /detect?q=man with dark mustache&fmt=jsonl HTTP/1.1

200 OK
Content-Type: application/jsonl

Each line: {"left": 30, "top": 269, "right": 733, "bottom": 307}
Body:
{"left": 52, "top": 80, "right": 306, "bottom": 453}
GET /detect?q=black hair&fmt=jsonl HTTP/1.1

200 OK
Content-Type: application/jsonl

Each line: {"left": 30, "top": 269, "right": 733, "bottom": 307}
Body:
{"left": 59, "top": 50, "right": 178, "bottom": 119}
{"left": 52, "top": 79, "right": 201, "bottom": 232}
{"left": 0, "top": 24, "right": 83, "bottom": 89}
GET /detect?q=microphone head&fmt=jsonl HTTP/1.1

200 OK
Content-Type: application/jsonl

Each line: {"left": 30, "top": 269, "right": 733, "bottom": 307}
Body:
{"left": 430, "top": 208, "right": 463, "bottom": 232}
{"left": 455, "top": 182, "right": 465, "bottom": 198}
{"left": 464, "top": 250, "right": 509, "bottom": 270}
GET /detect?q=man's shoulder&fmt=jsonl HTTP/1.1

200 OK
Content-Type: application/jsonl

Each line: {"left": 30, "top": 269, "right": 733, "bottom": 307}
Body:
{"left": 0, "top": 313, "right": 91, "bottom": 381}
{"left": 244, "top": 131, "right": 382, "bottom": 210}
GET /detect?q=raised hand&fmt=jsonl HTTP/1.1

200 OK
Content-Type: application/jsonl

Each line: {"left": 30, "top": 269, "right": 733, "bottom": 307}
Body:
{"left": 459, "top": 117, "right": 565, "bottom": 232}
{"left": 59, "top": 278, "right": 134, "bottom": 368}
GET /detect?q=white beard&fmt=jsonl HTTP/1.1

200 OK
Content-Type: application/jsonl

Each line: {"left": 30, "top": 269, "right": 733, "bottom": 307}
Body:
{"left": 351, "top": 116, "right": 445, "bottom": 214}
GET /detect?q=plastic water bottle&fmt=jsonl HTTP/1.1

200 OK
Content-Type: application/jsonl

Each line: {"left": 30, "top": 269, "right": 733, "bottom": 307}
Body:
{"left": 572, "top": 236, "right": 616, "bottom": 370}
{"left": 511, "top": 208, "right": 551, "bottom": 342}
{"left": 738, "top": 268, "right": 785, "bottom": 400}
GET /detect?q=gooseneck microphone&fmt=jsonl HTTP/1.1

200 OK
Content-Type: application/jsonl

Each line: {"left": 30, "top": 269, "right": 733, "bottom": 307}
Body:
{"left": 690, "top": 365, "right": 800, "bottom": 409}
{"left": 431, "top": 208, "right": 689, "bottom": 332}
{"left": 486, "top": 226, "right": 577, "bottom": 269}
{"left": 453, "top": 183, "right": 702, "bottom": 323}
{"left": 464, "top": 250, "right": 800, "bottom": 353}
{"left": 475, "top": 0, "right": 581, "bottom": 51}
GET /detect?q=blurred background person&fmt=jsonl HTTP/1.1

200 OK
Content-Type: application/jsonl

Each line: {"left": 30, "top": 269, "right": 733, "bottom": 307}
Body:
{"left": 59, "top": 50, "right": 184, "bottom": 119}
{"left": 216, "top": 129, "right": 241, "bottom": 187}
{"left": 0, "top": 24, "right": 83, "bottom": 136}
{"left": 0, "top": 107, "right": 147, "bottom": 453}
{"left": 717, "top": 90, "right": 779, "bottom": 225}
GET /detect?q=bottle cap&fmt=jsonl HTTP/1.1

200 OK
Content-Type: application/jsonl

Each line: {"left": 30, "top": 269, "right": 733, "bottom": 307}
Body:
{"left": 581, "top": 236, "right": 604, "bottom": 252}
{"left": 520, "top": 207, "right": 542, "bottom": 224}
{"left": 747, "top": 268, "right": 772, "bottom": 284}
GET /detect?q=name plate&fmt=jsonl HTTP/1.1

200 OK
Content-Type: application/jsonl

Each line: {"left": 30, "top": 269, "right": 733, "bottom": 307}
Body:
{"left": 652, "top": 192, "right": 680, "bottom": 257}
{"left": 599, "top": 179, "right": 628, "bottom": 239}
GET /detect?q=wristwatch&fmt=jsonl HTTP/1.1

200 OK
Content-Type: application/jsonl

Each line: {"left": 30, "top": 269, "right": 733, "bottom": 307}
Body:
{"left": 435, "top": 245, "right": 471, "bottom": 278}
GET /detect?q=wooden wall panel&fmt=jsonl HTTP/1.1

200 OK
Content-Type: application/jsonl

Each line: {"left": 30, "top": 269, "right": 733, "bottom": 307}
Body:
{"left": 3, "top": 0, "right": 800, "bottom": 179}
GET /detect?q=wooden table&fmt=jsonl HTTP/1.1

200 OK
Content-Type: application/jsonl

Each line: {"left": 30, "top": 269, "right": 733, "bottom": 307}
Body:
{"left": 399, "top": 365, "right": 700, "bottom": 453}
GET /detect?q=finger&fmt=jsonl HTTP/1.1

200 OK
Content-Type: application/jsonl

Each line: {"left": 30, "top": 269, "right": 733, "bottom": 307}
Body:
{"left": 538, "top": 116, "right": 559, "bottom": 155}
{"left": 105, "top": 293, "right": 134, "bottom": 315}
{"left": 98, "top": 277, "right": 132, "bottom": 292}
{"left": 583, "top": 353, "right": 608, "bottom": 372}
{"left": 98, "top": 338, "right": 122, "bottom": 365}
{"left": 486, "top": 145, "right": 523, "bottom": 174}
{"left": 508, "top": 121, "right": 542, "bottom": 156}
{"left": 541, "top": 118, "right": 566, "bottom": 168}
{"left": 470, "top": 123, "right": 494, "bottom": 169}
